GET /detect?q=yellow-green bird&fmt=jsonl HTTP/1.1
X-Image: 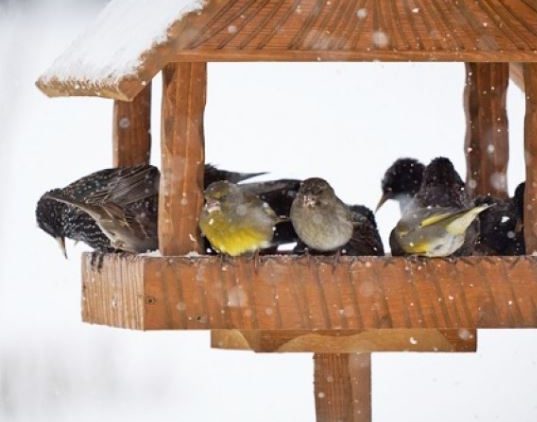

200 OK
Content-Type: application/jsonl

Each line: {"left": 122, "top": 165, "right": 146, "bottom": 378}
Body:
{"left": 390, "top": 204, "right": 493, "bottom": 257}
{"left": 199, "top": 181, "right": 280, "bottom": 257}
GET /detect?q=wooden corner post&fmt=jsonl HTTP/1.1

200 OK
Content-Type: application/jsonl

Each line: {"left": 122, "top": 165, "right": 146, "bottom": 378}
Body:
{"left": 524, "top": 64, "right": 537, "bottom": 254}
{"left": 159, "top": 63, "right": 207, "bottom": 255}
{"left": 464, "top": 63, "right": 509, "bottom": 199}
{"left": 113, "top": 82, "right": 152, "bottom": 167}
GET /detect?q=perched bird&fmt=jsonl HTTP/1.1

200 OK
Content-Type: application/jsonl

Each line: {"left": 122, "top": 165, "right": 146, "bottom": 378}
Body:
{"left": 390, "top": 203, "right": 492, "bottom": 257}
{"left": 474, "top": 182, "right": 525, "bottom": 255}
{"left": 290, "top": 178, "right": 354, "bottom": 252}
{"left": 36, "top": 164, "right": 264, "bottom": 256}
{"left": 377, "top": 158, "right": 425, "bottom": 213}
{"left": 293, "top": 204, "right": 385, "bottom": 256}
{"left": 199, "top": 181, "right": 281, "bottom": 256}
{"left": 390, "top": 157, "right": 482, "bottom": 257}
{"left": 42, "top": 165, "right": 159, "bottom": 254}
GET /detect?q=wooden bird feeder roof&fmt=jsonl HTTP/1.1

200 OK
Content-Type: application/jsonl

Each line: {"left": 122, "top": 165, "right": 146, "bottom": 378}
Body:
{"left": 37, "top": 0, "right": 537, "bottom": 101}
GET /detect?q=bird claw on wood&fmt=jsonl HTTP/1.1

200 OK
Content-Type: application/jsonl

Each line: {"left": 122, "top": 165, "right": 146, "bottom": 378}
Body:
{"left": 89, "top": 251, "right": 105, "bottom": 272}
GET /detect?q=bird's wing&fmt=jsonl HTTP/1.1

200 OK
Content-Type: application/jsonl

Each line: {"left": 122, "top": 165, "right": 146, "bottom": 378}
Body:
{"left": 85, "top": 165, "right": 159, "bottom": 207}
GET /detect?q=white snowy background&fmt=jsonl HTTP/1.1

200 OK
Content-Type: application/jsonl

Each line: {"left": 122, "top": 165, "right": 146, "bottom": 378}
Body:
{"left": 1, "top": 0, "right": 537, "bottom": 421}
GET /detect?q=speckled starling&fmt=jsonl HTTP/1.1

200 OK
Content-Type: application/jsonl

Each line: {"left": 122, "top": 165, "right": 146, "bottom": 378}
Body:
{"left": 36, "top": 164, "right": 264, "bottom": 256}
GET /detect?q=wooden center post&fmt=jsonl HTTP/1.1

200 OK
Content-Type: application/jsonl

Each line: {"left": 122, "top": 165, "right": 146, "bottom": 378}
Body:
{"left": 159, "top": 62, "right": 207, "bottom": 255}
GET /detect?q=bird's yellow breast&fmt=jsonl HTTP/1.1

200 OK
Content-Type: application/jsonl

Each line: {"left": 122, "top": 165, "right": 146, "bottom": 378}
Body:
{"left": 200, "top": 210, "right": 272, "bottom": 256}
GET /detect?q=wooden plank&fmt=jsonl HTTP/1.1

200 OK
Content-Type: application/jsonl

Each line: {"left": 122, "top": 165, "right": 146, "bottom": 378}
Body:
{"left": 524, "top": 64, "right": 537, "bottom": 254}
{"left": 113, "top": 82, "right": 152, "bottom": 167}
{"left": 82, "top": 254, "right": 537, "bottom": 330}
{"left": 81, "top": 254, "right": 145, "bottom": 330}
{"left": 159, "top": 63, "right": 206, "bottom": 255}
{"left": 210, "top": 329, "right": 477, "bottom": 353}
{"left": 464, "top": 63, "right": 509, "bottom": 198}
{"left": 314, "top": 353, "right": 371, "bottom": 422}
{"left": 37, "top": 0, "right": 537, "bottom": 99}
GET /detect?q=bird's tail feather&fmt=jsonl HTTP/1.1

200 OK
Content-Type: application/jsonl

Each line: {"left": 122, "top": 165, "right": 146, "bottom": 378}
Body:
{"left": 205, "top": 164, "right": 266, "bottom": 185}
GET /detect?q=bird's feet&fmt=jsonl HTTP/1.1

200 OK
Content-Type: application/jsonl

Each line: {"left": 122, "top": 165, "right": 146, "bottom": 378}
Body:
{"left": 89, "top": 251, "right": 105, "bottom": 272}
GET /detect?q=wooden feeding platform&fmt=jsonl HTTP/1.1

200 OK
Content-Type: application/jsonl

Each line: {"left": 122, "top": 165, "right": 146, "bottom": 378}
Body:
{"left": 37, "top": 1, "right": 537, "bottom": 421}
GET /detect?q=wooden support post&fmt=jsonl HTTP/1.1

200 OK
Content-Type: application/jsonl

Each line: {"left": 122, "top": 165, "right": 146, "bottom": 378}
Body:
{"left": 113, "top": 82, "right": 152, "bottom": 167}
{"left": 464, "top": 63, "right": 509, "bottom": 198}
{"left": 314, "top": 354, "right": 371, "bottom": 422}
{"left": 524, "top": 64, "right": 537, "bottom": 254}
{"left": 159, "top": 63, "right": 206, "bottom": 255}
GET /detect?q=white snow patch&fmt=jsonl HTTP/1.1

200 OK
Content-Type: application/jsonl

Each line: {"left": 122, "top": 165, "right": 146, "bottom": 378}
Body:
{"left": 39, "top": 0, "right": 205, "bottom": 86}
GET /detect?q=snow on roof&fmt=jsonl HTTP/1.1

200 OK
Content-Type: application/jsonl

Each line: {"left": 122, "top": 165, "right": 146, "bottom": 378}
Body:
{"left": 37, "top": 0, "right": 205, "bottom": 100}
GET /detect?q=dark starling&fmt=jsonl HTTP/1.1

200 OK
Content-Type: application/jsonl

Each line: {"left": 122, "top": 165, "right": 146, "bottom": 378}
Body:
{"left": 36, "top": 164, "right": 264, "bottom": 256}
{"left": 389, "top": 157, "right": 483, "bottom": 257}
{"left": 376, "top": 158, "right": 425, "bottom": 212}
{"left": 474, "top": 182, "right": 525, "bottom": 256}
{"left": 344, "top": 205, "right": 385, "bottom": 256}
{"left": 290, "top": 178, "right": 354, "bottom": 252}
{"left": 44, "top": 165, "right": 159, "bottom": 253}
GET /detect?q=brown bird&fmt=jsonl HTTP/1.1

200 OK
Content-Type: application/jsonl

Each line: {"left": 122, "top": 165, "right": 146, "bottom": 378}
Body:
{"left": 290, "top": 178, "right": 354, "bottom": 252}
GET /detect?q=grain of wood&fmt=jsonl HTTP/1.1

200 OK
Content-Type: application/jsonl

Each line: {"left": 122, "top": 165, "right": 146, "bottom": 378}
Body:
{"left": 113, "top": 82, "right": 152, "bottom": 167}
{"left": 81, "top": 254, "right": 537, "bottom": 330}
{"left": 159, "top": 63, "right": 206, "bottom": 255}
{"left": 464, "top": 63, "right": 509, "bottom": 198}
{"left": 314, "top": 353, "right": 371, "bottom": 422}
{"left": 82, "top": 254, "right": 145, "bottom": 329}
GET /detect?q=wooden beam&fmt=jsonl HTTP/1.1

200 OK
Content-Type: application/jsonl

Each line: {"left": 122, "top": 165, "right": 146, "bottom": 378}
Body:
{"left": 113, "top": 82, "right": 152, "bottom": 167}
{"left": 314, "top": 353, "right": 371, "bottom": 422}
{"left": 210, "top": 329, "right": 477, "bottom": 353}
{"left": 524, "top": 64, "right": 537, "bottom": 254}
{"left": 464, "top": 63, "right": 509, "bottom": 198}
{"left": 159, "top": 63, "right": 206, "bottom": 255}
{"left": 82, "top": 254, "right": 537, "bottom": 331}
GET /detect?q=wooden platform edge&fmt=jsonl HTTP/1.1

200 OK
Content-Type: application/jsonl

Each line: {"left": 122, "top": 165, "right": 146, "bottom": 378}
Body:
{"left": 81, "top": 254, "right": 537, "bottom": 331}
{"left": 210, "top": 329, "right": 477, "bottom": 353}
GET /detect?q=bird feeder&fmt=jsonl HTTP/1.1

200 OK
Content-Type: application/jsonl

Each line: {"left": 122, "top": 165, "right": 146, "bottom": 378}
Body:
{"left": 36, "top": 1, "right": 537, "bottom": 420}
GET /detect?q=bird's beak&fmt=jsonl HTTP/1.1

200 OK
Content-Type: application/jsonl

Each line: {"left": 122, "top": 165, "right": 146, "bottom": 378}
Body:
{"left": 375, "top": 194, "right": 390, "bottom": 212}
{"left": 56, "top": 236, "right": 68, "bottom": 259}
